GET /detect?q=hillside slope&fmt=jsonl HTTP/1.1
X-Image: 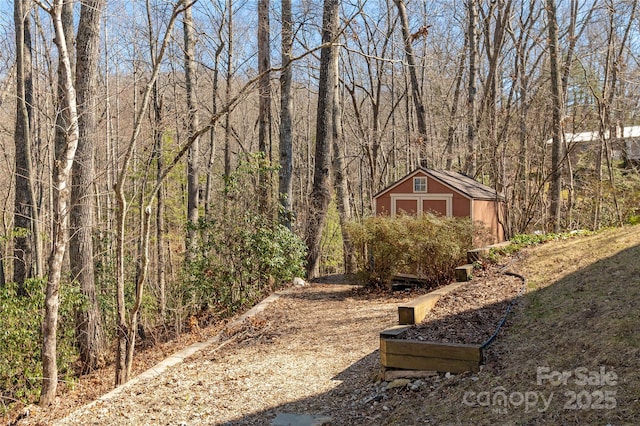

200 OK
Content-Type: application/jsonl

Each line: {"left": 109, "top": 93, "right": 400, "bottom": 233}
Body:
{"left": 387, "top": 225, "right": 640, "bottom": 424}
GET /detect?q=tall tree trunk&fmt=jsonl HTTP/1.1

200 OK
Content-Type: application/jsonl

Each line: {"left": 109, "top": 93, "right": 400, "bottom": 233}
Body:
{"left": 224, "top": 0, "right": 234, "bottom": 196}
{"left": 279, "top": 0, "right": 294, "bottom": 229}
{"left": 258, "top": 0, "right": 272, "bottom": 214}
{"left": 465, "top": 0, "right": 478, "bottom": 176}
{"left": 71, "top": 0, "right": 106, "bottom": 373}
{"left": 13, "top": 0, "right": 37, "bottom": 291}
{"left": 546, "top": 0, "right": 563, "bottom": 232}
{"left": 184, "top": 5, "right": 200, "bottom": 254}
{"left": 394, "top": 0, "right": 428, "bottom": 164}
{"left": 146, "top": 0, "right": 166, "bottom": 320}
{"left": 53, "top": 0, "right": 75, "bottom": 274}
{"left": 40, "top": 0, "right": 81, "bottom": 406}
{"left": 331, "top": 58, "right": 355, "bottom": 274}
{"left": 306, "top": 0, "right": 340, "bottom": 279}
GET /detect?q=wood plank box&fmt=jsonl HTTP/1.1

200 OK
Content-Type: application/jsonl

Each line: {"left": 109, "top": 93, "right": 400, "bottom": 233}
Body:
{"left": 380, "top": 326, "right": 482, "bottom": 373}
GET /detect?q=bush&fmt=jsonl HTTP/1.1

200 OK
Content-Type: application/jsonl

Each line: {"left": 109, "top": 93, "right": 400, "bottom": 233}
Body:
{"left": 345, "top": 214, "right": 476, "bottom": 288}
{"left": 180, "top": 213, "right": 306, "bottom": 319}
{"left": 0, "top": 279, "right": 81, "bottom": 407}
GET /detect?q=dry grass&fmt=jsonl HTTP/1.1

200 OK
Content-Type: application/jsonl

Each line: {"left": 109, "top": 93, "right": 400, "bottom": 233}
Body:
{"left": 385, "top": 225, "right": 640, "bottom": 425}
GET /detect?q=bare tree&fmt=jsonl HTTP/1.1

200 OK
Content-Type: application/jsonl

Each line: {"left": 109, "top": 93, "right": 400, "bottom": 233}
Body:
{"left": 331, "top": 52, "right": 355, "bottom": 274}
{"left": 114, "top": 1, "right": 189, "bottom": 386}
{"left": 224, "top": 0, "right": 234, "bottom": 188}
{"left": 278, "top": 0, "right": 294, "bottom": 229}
{"left": 546, "top": 0, "right": 563, "bottom": 232}
{"left": 40, "top": 0, "right": 81, "bottom": 406}
{"left": 465, "top": 0, "right": 478, "bottom": 176}
{"left": 394, "top": 0, "right": 428, "bottom": 163}
{"left": 146, "top": 0, "right": 167, "bottom": 319}
{"left": 184, "top": 3, "right": 200, "bottom": 255}
{"left": 588, "top": 0, "right": 635, "bottom": 229}
{"left": 258, "top": 0, "right": 272, "bottom": 213}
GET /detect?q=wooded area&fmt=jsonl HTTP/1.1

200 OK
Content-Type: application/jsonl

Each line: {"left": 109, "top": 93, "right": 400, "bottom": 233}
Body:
{"left": 2, "top": 0, "right": 640, "bottom": 407}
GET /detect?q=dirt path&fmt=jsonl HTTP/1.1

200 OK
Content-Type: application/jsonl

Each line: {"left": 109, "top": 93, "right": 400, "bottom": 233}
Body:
{"left": 54, "top": 283, "right": 414, "bottom": 425}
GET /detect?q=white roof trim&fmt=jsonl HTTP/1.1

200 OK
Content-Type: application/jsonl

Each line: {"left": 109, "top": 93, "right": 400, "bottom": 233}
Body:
{"left": 373, "top": 168, "right": 472, "bottom": 202}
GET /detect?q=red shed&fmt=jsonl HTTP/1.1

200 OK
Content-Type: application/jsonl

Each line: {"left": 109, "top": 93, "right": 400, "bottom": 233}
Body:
{"left": 373, "top": 167, "right": 505, "bottom": 243}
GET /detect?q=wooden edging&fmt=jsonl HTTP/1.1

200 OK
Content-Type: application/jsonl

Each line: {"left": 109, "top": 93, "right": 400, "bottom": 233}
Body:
{"left": 397, "top": 281, "right": 466, "bottom": 325}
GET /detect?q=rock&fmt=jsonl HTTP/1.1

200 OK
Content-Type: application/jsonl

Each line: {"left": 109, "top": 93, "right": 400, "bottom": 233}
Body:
{"left": 293, "top": 277, "right": 307, "bottom": 287}
{"left": 410, "top": 380, "right": 425, "bottom": 391}
{"left": 386, "top": 378, "right": 411, "bottom": 389}
{"left": 271, "top": 413, "right": 332, "bottom": 426}
{"left": 382, "top": 405, "right": 390, "bottom": 411}
{"left": 363, "top": 394, "right": 384, "bottom": 404}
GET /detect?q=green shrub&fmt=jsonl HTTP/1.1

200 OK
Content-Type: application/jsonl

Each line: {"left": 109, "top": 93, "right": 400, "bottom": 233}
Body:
{"left": 181, "top": 213, "right": 306, "bottom": 319}
{"left": 489, "top": 229, "right": 595, "bottom": 259}
{"left": 0, "top": 279, "right": 81, "bottom": 407}
{"left": 345, "top": 214, "right": 475, "bottom": 288}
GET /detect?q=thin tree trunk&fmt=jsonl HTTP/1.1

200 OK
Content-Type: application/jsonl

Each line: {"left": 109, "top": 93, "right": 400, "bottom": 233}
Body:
{"left": 306, "top": 0, "right": 340, "bottom": 279}
{"left": 40, "top": 0, "right": 81, "bottom": 406}
{"left": 71, "top": 0, "right": 106, "bottom": 373}
{"left": 205, "top": 42, "right": 224, "bottom": 218}
{"left": 184, "top": 5, "right": 200, "bottom": 254}
{"left": 258, "top": 0, "right": 272, "bottom": 214}
{"left": 546, "top": 0, "right": 563, "bottom": 232}
{"left": 445, "top": 36, "right": 467, "bottom": 170}
{"left": 224, "top": 0, "right": 233, "bottom": 196}
{"left": 279, "top": 0, "right": 294, "bottom": 229}
{"left": 465, "top": 0, "right": 478, "bottom": 176}
{"left": 146, "top": 0, "right": 166, "bottom": 319}
{"left": 331, "top": 57, "right": 355, "bottom": 274}
{"left": 394, "top": 0, "right": 428, "bottom": 164}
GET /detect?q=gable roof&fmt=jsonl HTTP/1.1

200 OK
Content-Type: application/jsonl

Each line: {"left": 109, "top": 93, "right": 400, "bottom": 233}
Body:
{"left": 374, "top": 167, "right": 503, "bottom": 201}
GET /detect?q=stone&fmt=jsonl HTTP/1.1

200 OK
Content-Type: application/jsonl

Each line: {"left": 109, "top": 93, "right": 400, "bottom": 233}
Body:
{"left": 386, "top": 378, "right": 411, "bottom": 389}
{"left": 271, "top": 413, "right": 332, "bottom": 426}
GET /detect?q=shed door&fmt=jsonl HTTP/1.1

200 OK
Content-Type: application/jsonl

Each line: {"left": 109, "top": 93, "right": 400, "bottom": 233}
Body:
{"left": 423, "top": 199, "right": 447, "bottom": 216}
{"left": 395, "top": 199, "right": 418, "bottom": 215}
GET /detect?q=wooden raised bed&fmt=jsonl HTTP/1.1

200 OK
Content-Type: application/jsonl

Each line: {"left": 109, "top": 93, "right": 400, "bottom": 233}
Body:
{"left": 380, "top": 326, "right": 482, "bottom": 373}
{"left": 382, "top": 242, "right": 518, "bottom": 375}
